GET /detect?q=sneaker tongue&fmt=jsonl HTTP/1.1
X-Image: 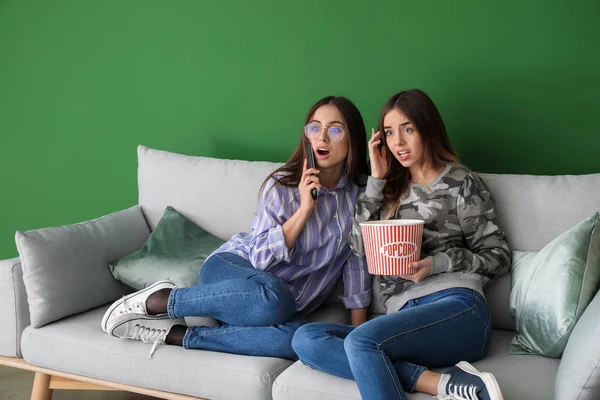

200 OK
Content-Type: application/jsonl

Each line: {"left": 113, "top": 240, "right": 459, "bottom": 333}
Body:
{"left": 438, "top": 373, "right": 451, "bottom": 395}
{"left": 112, "top": 321, "right": 132, "bottom": 337}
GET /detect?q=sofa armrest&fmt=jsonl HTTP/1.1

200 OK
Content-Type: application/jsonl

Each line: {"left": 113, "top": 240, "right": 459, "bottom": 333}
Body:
{"left": 0, "top": 258, "right": 30, "bottom": 357}
{"left": 556, "top": 289, "right": 600, "bottom": 400}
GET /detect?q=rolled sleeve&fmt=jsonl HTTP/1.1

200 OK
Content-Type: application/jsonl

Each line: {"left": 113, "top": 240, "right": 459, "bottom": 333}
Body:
{"left": 341, "top": 290, "right": 372, "bottom": 309}
{"left": 341, "top": 252, "right": 372, "bottom": 309}
{"left": 264, "top": 224, "right": 290, "bottom": 263}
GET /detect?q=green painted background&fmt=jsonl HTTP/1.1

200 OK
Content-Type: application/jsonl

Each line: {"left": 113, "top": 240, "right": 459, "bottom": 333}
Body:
{"left": 1, "top": 1, "right": 599, "bottom": 259}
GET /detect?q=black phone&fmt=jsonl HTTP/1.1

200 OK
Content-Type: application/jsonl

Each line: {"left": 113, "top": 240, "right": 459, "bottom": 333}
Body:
{"left": 305, "top": 143, "right": 318, "bottom": 200}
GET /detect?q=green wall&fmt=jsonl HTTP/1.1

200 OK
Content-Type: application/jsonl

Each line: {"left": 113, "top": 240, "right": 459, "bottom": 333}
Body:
{"left": 1, "top": 1, "right": 599, "bottom": 259}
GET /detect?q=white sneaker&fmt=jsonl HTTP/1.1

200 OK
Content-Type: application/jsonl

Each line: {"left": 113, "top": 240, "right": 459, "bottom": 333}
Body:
{"left": 107, "top": 313, "right": 186, "bottom": 358}
{"left": 101, "top": 280, "right": 176, "bottom": 333}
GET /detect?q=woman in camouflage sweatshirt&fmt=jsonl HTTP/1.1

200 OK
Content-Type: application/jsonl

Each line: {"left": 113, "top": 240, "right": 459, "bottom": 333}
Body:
{"left": 292, "top": 89, "right": 511, "bottom": 400}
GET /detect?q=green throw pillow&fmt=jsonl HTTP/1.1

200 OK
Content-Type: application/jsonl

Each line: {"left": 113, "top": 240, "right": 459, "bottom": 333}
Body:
{"left": 109, "top": 206, "right": 225, "bottom": 290}
{"left": 509, "top": 212, "right": 600, "bottom": 358}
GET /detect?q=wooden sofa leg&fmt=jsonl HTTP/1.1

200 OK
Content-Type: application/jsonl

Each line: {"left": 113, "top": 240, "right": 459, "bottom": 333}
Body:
{"left": 31, "top": 372, "right": 53, "bottom": 400}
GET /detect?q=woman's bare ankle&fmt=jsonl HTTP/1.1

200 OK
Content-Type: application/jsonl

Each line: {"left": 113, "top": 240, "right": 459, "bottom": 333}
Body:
{"left": 414, "top": 370, "right": 441, "bottom": 395}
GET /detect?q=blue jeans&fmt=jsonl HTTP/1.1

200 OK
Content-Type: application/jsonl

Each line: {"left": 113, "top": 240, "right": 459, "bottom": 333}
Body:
{"left": 292, "top": 288, "right": 492, "bottom": 400}
{"left": 167, "top": 252, "right": 305, "bottom": 359}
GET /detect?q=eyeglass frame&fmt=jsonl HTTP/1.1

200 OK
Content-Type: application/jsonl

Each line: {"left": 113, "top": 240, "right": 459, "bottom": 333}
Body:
{"left": 304, "top": 122, "right": 347, "bottom": 142}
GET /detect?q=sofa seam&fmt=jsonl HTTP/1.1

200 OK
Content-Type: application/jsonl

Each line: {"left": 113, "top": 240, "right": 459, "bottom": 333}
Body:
{"left": 18, "top": 206, "right": 139, "bottom": 233}
{"left": 269, "top": 363, "right": 294, "bottom": 383}
{"left": 22, "top": 328, "right": 286, "bottom": 380}
{"left": 574, "top": 357, "right": 600, "bottom": 400}
{"left": 272, "top": 378, "right": 358, "bottom": 399}
{"left": 572, "top": 219, "right": 598, "bottom": 334}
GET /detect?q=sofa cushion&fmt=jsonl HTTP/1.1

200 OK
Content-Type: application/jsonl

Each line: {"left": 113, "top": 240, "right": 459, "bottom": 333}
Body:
{"left": 109, "top": 206, "right": 225, "bottom": 290}
{"left": 21, "top": 306, "right": 293, "bottom": 400}
{"left": 510, "top": 213, "right": 600, "bottom": 357}
{"left": 0, "top": 258, "right": 29, "bottom": 357}
{"left": 272, "top": 330, "right": 559, "bottom": 400}
{"left": 137, "top": 145, "right": 283, "bottom": 241}
{"left": 556, "top": 290, "right": 600, "bottom": 400}
{"left": 15, "top": 206, "right": 150, "bottom": 328}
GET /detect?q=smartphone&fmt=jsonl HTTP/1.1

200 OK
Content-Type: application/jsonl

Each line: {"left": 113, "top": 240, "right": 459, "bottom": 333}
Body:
{"left": 305, "top": 143, "right": 318, "bottom": 200}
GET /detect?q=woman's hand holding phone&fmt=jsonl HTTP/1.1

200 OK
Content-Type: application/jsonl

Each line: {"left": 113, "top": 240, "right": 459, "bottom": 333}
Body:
{"left": 299, "top": 159, "right": 321, "bottom": 213}
{"left": 281, "top": 158, "right": 321, "bottom": 250}
{"left": 369, "top": 129, "right": 388, "bottom": 179}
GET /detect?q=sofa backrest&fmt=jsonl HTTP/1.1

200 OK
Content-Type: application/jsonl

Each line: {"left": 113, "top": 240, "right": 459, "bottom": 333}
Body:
{"left": 138, "top": 145, "right": 283, "bottom": 241}
{"left": 479, "top": 172, "right": 600, "bottom": 252}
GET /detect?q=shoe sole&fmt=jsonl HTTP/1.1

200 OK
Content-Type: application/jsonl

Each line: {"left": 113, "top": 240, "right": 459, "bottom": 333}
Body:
{"left": 101, "top": 280, "right": 176, "bottom": 333}
{"left": 456, "top": 361, "right": 504, "bottom": 400}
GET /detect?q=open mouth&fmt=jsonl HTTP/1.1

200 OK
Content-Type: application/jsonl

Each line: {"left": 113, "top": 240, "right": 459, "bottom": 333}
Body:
{"left": 397, "top": 151, "right": 410, "bottom": 157}
{"left": 317, "top": 148, "right": 331, "bottom": 156}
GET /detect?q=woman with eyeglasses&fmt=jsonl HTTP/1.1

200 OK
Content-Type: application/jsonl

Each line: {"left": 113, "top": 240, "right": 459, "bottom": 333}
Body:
{"left": 101, "top": 96, "right": 372, "bottom": 360}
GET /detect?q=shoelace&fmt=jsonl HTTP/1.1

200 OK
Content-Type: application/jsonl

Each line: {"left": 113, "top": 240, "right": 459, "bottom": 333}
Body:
{"left": 131, "top": 324, "right": 169, "bottom": 359}
{"left": 118, "top": 300, "right": 145, "bottom": 316}
{"left": 444, "top": 383, "right": 478, "bottom": 400}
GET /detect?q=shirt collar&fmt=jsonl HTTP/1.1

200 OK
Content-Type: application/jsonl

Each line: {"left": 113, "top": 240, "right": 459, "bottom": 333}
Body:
{"left": 320, "top": 174, "right": 352, "bottom": 195}
{"left": 337, "top": 175, "right": 351, "bottom": 190}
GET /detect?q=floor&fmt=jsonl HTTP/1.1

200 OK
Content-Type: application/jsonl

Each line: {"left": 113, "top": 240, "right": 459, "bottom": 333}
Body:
{"left": 0, "top": 365, "right": 158, "bottom": 400}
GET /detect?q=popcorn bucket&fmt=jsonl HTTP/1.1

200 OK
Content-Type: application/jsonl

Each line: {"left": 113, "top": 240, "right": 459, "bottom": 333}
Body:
{"left": 359, "top": 220, "right": 425, "bottom": 275}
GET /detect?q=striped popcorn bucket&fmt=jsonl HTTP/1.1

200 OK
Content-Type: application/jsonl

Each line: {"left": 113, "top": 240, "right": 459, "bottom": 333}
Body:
{"left": 359, "top": 220, "right": 425, "bottom": 275}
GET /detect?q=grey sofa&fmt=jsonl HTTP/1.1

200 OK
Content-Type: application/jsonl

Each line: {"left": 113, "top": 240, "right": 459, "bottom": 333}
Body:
{"left": 1, "top": 145, "right": 599, "bottom": 400}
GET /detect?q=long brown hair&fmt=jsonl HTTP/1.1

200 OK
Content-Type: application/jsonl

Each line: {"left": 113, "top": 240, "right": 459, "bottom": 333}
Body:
{"left": 260, "top": 96, "right": 368, "bottom": 196}
{"left": 379, "top": 89, "right": 460, "bottom": 218}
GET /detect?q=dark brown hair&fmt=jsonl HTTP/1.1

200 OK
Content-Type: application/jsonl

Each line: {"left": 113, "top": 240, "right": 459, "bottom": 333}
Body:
{"left": 260, "top": 96, "right": 368, "bottom": 195}
{"left": 379, "top": 89, "right": 460, "bottom": 218}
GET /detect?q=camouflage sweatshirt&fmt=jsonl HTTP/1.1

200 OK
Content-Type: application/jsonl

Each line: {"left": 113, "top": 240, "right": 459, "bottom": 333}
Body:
{"left": 350, "top": 164, "right": 511, "bottom": 313}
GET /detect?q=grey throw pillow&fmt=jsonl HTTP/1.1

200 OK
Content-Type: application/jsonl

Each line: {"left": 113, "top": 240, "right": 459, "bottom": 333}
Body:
{"left": 109, "top": 206, "right": 225, "bottom": 290}
{"left": 16, "top": 206, "right": 150, "bottom": 328}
